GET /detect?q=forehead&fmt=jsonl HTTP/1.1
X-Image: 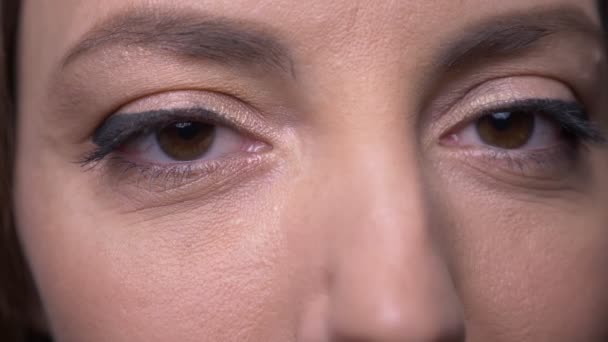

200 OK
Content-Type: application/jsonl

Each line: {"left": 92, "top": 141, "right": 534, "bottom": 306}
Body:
{"left": 18, "top": 0, "right": 601, "bottom": 100}
{"left": 21, "top": 0, "right": 600, "bottom": 57}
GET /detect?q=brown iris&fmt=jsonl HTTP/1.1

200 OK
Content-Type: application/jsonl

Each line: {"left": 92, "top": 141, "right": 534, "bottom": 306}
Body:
{"left": 156, "top": 122, "right": 215, "bottom": 161}
{"left": 476, "top": 111, "right": 535, "bottom": 149}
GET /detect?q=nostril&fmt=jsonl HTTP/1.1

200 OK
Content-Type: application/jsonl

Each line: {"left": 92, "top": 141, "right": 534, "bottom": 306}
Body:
{"left": 329, "top": 300, "right": 466, "bottom": 342}
{"left": 434, "top": 320, "right": 467, "bottom": 342}
{"left": 315, "top": 167, "right": 466, "bottom": 342}
{"left": 401, "top": 306, "right": 467, "bottom": 342}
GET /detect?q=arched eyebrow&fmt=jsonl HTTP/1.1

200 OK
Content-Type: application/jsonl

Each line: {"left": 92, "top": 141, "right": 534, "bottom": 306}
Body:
{"left": 61, "top": 10, "right": 294, "bottom": 77}
{"left": 436, "top": 7, "right": 605, "bottom": 71}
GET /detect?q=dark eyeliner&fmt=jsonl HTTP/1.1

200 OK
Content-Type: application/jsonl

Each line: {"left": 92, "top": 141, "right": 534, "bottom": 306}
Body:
{"left": 481, "top": 98, "right": 606, "bottom": 144}
{"left": 81, "top": 108, "right": 232, "bottom": 166}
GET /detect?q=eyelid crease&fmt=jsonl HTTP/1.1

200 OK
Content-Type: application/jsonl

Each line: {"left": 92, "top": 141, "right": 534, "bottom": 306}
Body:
{"left": 81, "top": 107, "right": 253, "bottom": 165}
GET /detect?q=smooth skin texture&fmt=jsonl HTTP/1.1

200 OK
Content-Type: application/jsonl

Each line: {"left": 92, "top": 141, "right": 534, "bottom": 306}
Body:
{"left": 13, "top": 0, "right": 608, "bottom": 341}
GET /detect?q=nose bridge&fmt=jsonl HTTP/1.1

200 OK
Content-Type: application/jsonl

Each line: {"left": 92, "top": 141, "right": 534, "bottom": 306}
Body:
{"left": 308, "top": 120, "right": 465, "bottom": 341}
{"left": 324, "top": 136, "right": 430, "bottom": 274}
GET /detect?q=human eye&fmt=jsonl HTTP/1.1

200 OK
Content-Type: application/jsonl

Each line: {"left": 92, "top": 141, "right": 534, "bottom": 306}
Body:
{"left": 444, "top": 99, "right": 604, "bottom": 151}
{"left": 438, "top": 78, "right": 606, "bottom": 180}
{"left": 79, "top": 92, "right": 273, "bottom": 190}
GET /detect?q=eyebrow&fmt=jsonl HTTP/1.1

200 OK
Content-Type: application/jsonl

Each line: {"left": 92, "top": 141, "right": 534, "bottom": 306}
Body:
{"left": 61, "top": 10, "right": 294, "bottom": 76}
{"left": 437, "top": 7, "right": 605, "bottom": 71}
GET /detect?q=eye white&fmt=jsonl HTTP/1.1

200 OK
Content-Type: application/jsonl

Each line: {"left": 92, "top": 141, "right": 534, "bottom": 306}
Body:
{"left": 121, "top": 125, "right": 249, "bottom": 164}
{"left": 454, "top": 113, "right": 562, "bottom": 150}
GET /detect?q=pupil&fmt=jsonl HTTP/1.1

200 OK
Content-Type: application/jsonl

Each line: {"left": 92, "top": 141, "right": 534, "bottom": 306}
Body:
{"left": 476, "top": 110, "right": 535, "bottom": 149}
{"left": 175, "top": 122, "right": 201, "bottom": 141}
{"left": 157, "top": 121, "right": 215, "bottom": 161}
{"left": 488, "top": 112, "right": 512, "bottom": 131}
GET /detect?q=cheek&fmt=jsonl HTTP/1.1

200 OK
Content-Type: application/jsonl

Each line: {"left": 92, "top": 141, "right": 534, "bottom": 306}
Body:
{"left": 429, "top": 168, "right": 608, "bottom": 341}
{"left": 15, "top": 159, "right": 297, "bottom": 341}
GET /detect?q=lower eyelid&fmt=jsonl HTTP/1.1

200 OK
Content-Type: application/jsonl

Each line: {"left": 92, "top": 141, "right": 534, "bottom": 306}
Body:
{"left": 99, "top": 150, "right": 274, "bottom": 198}
{"left": 447, "top": 142, "right": 579, "bottom": 181}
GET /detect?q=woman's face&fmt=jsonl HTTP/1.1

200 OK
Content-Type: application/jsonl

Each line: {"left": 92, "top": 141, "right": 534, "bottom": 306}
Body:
{"left": 13, "top": 0, "right": 608, "bottom": 341}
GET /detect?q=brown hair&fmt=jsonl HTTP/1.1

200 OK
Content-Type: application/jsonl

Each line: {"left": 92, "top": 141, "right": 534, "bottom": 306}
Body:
{"left": 0, "top": 1, "right": 42, "bottom": 341}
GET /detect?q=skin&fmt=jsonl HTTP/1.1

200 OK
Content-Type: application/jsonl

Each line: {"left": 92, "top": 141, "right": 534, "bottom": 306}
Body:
{"left": 13, "top": 0, "right": 608, "bottom": 341}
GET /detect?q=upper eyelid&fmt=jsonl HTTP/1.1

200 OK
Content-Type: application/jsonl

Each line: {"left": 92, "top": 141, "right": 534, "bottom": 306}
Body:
{"left": 67, "top": 87, "right": 280, "bottom": 146}
{"left": 428, "top": 74, "right": 579, "bottom": 122}
{"left": 93, "top": 108, "right": 236, "bottom": 145}
{"left": 426, "top": 75, "right": 585, "bottom": 134}
{"left": 422, "top": 26, "right": 606, "bottom": 127}
{"left": 472, "top": 100, "right": 586, "bottom": 123}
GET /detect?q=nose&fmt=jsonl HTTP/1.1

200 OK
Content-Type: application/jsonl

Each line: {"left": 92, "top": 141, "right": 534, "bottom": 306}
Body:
{"left": 318, "top": 144, "right": 466, "bottom": 342}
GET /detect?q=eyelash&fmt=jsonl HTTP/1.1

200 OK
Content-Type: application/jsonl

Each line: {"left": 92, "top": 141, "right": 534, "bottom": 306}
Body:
{"left": 473, "top": 99, "right": 604, "bottom": 144}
